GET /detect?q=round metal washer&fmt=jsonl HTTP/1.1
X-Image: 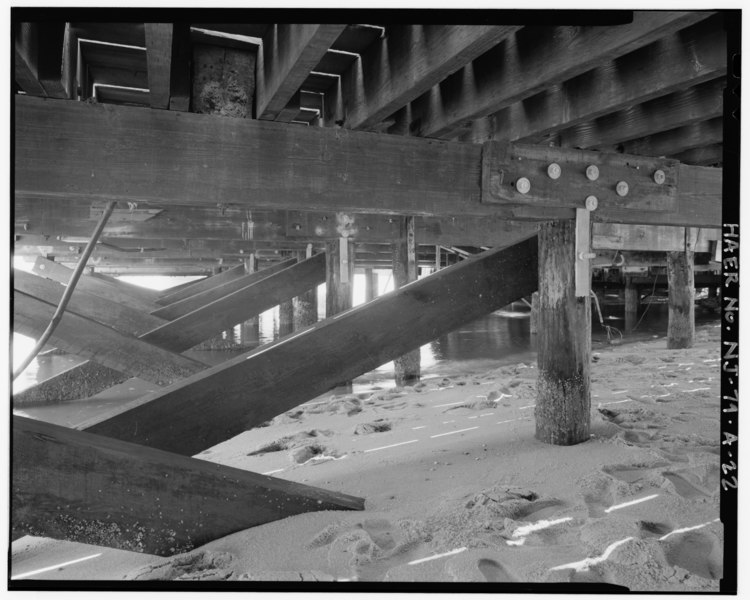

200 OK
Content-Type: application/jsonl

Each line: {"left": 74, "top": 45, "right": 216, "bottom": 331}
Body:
{"left": 653, "top": 169, "right": 666, "bottom": 185}
{"left": 547, "top": 163, "right": 562, "bottom": 180}
{"left": 585, "top": 165, "right": 599, "bottom": 181}
{"left": 516, "top": 177, "right": 531, "bottom": 194}
{"left": 585, "top": 195, "right": 598, "bottom": 211}
{"left": 616, "top": 181, "right": 629, "bottom": 197}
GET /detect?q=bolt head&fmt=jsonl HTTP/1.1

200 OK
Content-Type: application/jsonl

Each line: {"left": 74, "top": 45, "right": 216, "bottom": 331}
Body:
{"left": 585, "top": 195, "right": 598, "bottom": 211}
{"left": 547, "top": 163, "right": 562, "bottom": 180}
{"left": 585, "top": 165, "right": 599, "bottom": 181}
{"left": 653, "top": 169, "right": 666, "bottom": 185}
{"left": 615, "top": 181, "right": 629, "bottom": 197}
{"left": 515, "top": 177, "right": 531, "bottom": 194}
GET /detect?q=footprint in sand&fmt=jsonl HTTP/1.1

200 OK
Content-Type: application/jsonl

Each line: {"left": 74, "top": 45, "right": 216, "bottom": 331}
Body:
{"left": 638, "top": 520, "right": 673, "bottom": 539}
{"left": 246, "top": 429, "right": 332, "bottom": 456}
{"left": 602, "top": 462, "right": 668, "bottom": 484}
{"left": 354, "top": 420, "right": 392, "bottom": 435}
{"left": 662, "top": 530, "right": 723, "bottom": 580}
{"left": 477, "top": 558, "right": 517, "bottom": 582}
{"left": 661, "top": 471, "right": 709, "bottom": 500}
{"left": 131, "top": 550, "right": 234, "bottom": 581}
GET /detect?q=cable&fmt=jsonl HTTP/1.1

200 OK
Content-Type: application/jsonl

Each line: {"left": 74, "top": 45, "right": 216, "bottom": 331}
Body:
{"left": 590, "top": 290, "right": 622, "bottom": 344}
{"left": 630, "top": 272, "right": 659, "bottom": 332}
{"left": 13, "top": 201, "right": 117, "bottom": 380}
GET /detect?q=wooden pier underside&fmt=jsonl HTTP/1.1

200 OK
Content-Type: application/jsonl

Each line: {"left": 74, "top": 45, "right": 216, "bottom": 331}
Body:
{"left": 12, "top": 416, "right": 364, "bottom": 556}
{"left": 80, "top": 237, "right": 538, "bottom": 455}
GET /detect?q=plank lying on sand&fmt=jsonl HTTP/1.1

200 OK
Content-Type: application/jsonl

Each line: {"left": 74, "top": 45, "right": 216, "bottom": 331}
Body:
{"left": 152, "top": 257, "right": 297, "bottom": 320}
{"left": 82, "top": 237, "right": 538, "bottom": 455}
{"left": 12, "top": 416, "right": 364, "bottom": 556}
{"left": 141, "top": 253, "right": 326, "bottom": 352}
{"left": 32, "top": 256, "right": 157, "bottom": 313}
{"left": 14, "top": 291, "right": 205, "bottom": 386}
{"left": 156, "top": 263, "right": 246, "bottom": 305}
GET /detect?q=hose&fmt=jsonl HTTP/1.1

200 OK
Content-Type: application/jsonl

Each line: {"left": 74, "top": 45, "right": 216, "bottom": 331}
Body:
{"left": 13, "top": 201, "right": 117, "bottom": 380}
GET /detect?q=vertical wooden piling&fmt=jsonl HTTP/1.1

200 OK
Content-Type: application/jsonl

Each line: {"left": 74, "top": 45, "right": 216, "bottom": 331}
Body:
{"left": 624, "top": 276, "right": 638, "bottom": 332}
{"left": 364, "top": 268, "right": 378, "bottom": 303}
{"left": 666, "top": 249, "right": 695, "bottom": 349}
{"left": 242, "top": 254, "right": 260, "bottom": 344}
{"left": 535, "top": 220, "right": 591, "bottom": 446}
{"left": 326, "top": 238, "right": 355, "bottom": 391}
{"left": 392, "top": 217, "right": 420, "bottom": 386}
{"left": 326, "top": 238, "right": 354, "bottom": 317}
{"left": 530, "top": 291, "right": 539, "bottom": 334}
{"left": 293, "top": 247, "right": 318, "bottom": 330}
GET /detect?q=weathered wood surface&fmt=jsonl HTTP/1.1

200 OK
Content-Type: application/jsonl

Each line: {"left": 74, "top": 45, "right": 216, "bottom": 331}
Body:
{"left": 14, "top": 269, "right": 165, "bottom": 336}
{"left": 88, "top": 270, "right": 161, "bottom": 303}
{"left": 156, "top": 264, "right": 245, "bottom": 305}
{"left": 14, "top": 22, "right": 76, "bottom": 98}
{"left": 80, "top": 237, "right": 538, "bottom": 455}
{"left": 535, "top": 221, "right": 591, "bottom": 445}
{"left": 257, "top": 24, "right": 346, "bottom": 120}
{"left": 145, "top": 23, "right": 191, "bottom": 111}
{"left": 14, "top": 291, "right": 205, "bottom": 386}
{"left": 141, "top": 253, "right": 326, "bottom": 352}
{"left": 12, "top": 416, "right": 364, "bottom": 556}
{"left": 408, "top": 12, "right": 711, "bottom": 138}
{"left": 326, "top": 239, "right": 354, "bottom": 318}
{"left": 619, "top": 117, "right": 723, "bottom": 158}
{"left": 667, "top": 249, "right": 695, "bottom": 349}
{"left": 32, "top": 257, "right": 157, "bottom": 313}
{"left": 331, "top": 25, "right": 521, "bottom": 130}
{"left": 593, "top": 224, "right": 718, "bottom": 252}
{"left": 293, "top": 248, "right": 319, "bottom": 330}
{"left": 392, "top": 217, "right": 420, "bottom": 385}
{"left": 624, "top": 276, "right": 638, "bottom": 333}
{"left": 490, "top": 18, "right": 726, "bottom": 145}
{"left": 152, "top": 257, "right": 297, "bottom": 320}
{"left": 13, "top": 362, "right": 128, "bottom": 406}
{"left": 14, "top": 95, "right": 721, "bottom": 226}
{"left": 558, "top": 76, "right": 725, "bottom": 150}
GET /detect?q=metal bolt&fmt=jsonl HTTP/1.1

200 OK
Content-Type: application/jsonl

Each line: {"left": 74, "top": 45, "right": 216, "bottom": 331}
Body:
{"left": 293, "top": 224, "right": 302, "bottom": 230}
{"left": 615, "top": 181, "right": 629, "bottom": 197}
{"left": 653, "top": 169, "right": 666, "bottom": 185}
{"left": 585, "top": 165, "right": 599, "bottom": 181}
{"left": 585, "top": 195, "right": 599, "bottom": 211}
{"left": 579, "top": 252, "right": 596, "bottom": 260}
{"left": 515, "top": 177, "right": 531, "bottom": 194}
{"left": 547, "top": 163, "right": 561, "bottom": 180}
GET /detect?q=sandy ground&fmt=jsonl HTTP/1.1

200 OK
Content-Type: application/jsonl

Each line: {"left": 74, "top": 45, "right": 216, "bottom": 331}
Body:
{"left": 10, "top": 323, "right": 724, "bottom": 590}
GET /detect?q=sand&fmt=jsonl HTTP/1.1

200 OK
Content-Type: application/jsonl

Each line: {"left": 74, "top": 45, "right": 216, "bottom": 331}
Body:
{"left": 10, "top": 323, "right": 725, "bottom": 590}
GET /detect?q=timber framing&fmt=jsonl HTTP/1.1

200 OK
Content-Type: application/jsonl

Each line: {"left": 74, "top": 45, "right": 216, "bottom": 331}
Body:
{"left": 15, "top": 95, "right": 721, "bottom": 227}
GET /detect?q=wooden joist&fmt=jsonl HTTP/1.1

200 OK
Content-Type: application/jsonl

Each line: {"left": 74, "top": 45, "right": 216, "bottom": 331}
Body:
{"left": 13, "top": 416, "right": 364, "bottom": 556}
{"left": 144, "top": 23, "right": 191, "bottom": 111}
{"left": 558, "top": 77, "right": 725, "bottom": 150}
{"left": 14, "top": 95, "right": 721, "bottom": 226}
{"left": 672, "top": 143, "right": 723, "bottom": 166}
{"left": 32, "top": 257, "right": 157, "bottom": 312}
{"left": 141, "top": 253, "right": 326, "bottom": 352}
{"left": 256, "top": 24, "right": 347, "bottom": 120}
{"left": 156, "top": 264, "right": 246, "bottom": 305}
{"left": 80, "top": 237, "right": 538, "bottom": 455}
{"left": 593, "top": 224, "right": 718, "bottom": 252}
{"left": 618, "top": 117, "right": 723, "bottom": 158}
{"left": 487, "top": 18, "right": 725, "bottom": 144}
{"left": 152, "top": 257, "right": 297, "bottom": 319}
{"left": 408, "top": 12, "right": 712, "bottom": 138}
{"left": 14, "top": 22, "right": 76, "bottom": 98}
{"left": 329, "top": 25, "right": 521, "bottom": 130}
{"left": 13, "top": 291, "right": 205, "bottom": 386}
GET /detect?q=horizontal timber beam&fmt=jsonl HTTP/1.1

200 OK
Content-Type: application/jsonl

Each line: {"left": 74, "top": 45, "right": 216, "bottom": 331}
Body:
{"left": 13, "top": 362, "right": 129, "bottom": 406}
{"left": 13, "top": 416, "right": 363, "bottom": 556}
{"left": 80, "top": 237, "right": 538, "bottom": 455}
{"left": 15, "top": 95, "right": 721, "bottom": 226}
